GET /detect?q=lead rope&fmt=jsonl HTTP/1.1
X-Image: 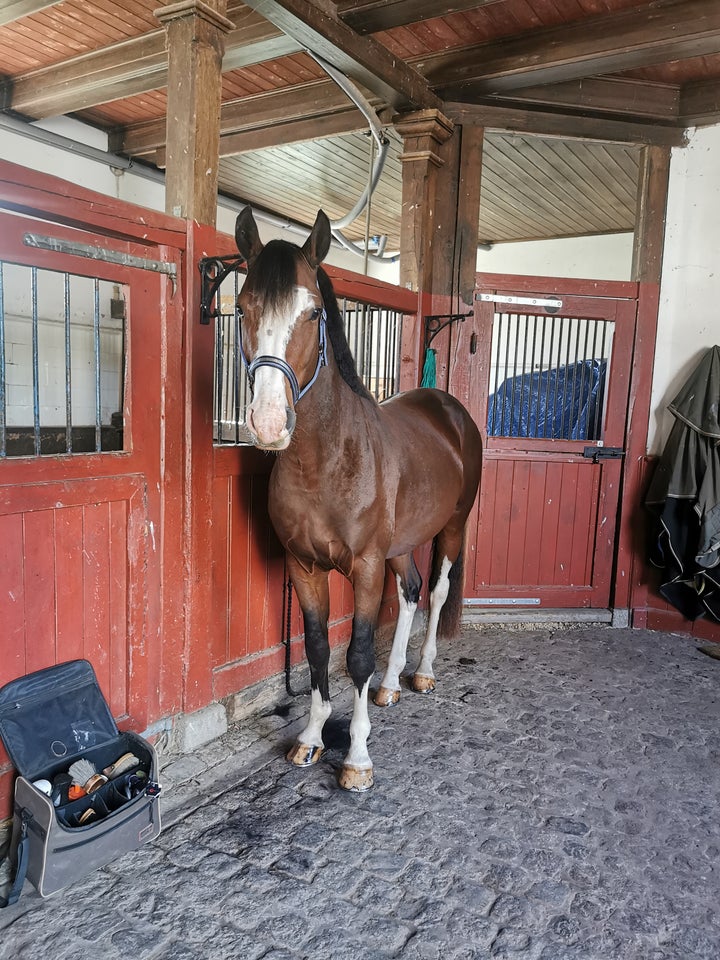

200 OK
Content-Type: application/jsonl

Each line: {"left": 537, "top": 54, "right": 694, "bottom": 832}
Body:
{"left": 283, "top": 568, "right": 307, "bottom": 697}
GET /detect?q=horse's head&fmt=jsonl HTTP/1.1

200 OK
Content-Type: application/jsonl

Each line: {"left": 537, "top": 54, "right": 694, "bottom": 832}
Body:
{"left": 235, "top": 207, "right": 331, "bottom": 450}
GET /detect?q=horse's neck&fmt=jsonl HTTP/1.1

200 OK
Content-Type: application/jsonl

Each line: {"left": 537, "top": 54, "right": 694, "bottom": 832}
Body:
{"left": 281, "top": 363, "right": 376, "bottom": 468}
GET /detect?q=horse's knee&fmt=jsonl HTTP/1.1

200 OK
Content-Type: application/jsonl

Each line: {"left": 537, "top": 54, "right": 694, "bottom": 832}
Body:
{"left": 347, "top": 619, "right": 375, "bottom": 691}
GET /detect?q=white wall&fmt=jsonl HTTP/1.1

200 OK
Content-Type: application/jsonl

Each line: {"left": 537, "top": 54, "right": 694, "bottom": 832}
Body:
{"left": 0, "top": 117, "right": 396, "bottom": 280}
{"left": 477, "top": 232, "right": 634, "bottom": 281}
{"left": 649, "top": 123, "right": 720, "bottom": 454}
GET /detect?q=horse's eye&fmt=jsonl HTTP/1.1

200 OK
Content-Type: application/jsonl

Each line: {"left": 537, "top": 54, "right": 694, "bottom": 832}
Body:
{"left": 310, "top": 307, "right": 322, "bottom": 321}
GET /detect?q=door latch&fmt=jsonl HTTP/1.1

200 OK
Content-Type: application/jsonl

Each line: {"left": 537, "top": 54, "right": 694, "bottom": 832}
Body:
{"left": 583, "top": 446, "right": 624, "bottom": 463}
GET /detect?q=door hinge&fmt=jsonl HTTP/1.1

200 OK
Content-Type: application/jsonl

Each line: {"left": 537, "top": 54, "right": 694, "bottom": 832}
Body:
{"left": 583, "top": 446, "right": 624, "bottom": 462}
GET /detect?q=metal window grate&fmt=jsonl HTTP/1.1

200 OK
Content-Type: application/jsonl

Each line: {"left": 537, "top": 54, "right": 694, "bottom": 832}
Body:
{"left": 487, "top": 311, "right": 613, "bottom": 441}
{"left": 0, "top": 260, "right": 125, "bottom": 458}
{"left": 213, "top": 277, "right": 404, "bottom": 445}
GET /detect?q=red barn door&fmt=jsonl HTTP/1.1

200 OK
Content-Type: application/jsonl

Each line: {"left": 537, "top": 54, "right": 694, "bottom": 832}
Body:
{"left": 463, "top": 275, "right": 638, "bottom": 611}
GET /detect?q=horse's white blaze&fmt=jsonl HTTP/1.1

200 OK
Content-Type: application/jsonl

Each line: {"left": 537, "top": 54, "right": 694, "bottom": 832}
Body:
{"left": 247, "top": 285, "right": 316, "bottom": 447}
{"left": 345, "top": 678, "right": 372, "bottom": 769}
{"left": 298, "top": 688, "right": 332, "bottom": 749}
{"left": 416, "top": 555, "right": 452, "bottom": 679}
{"left": 379, "top": 574, "right": 417, "bottom": 692}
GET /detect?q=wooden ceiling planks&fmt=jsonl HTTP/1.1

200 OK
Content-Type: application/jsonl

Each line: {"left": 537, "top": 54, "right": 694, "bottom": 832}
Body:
{"left": 1, "top": 0, "right": 718, "bottom": 245}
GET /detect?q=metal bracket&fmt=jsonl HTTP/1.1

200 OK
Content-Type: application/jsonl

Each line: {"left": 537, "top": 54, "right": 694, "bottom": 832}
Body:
{"left": 198, "top": 254, "right": 246, "bottom": 325}
{"left": 23, "top": 232, "right": 178, "bottom": 295}
{"left": 583, "top": 446, "right": 624, "bottom": 463}
{"left": 476, "top": 292, "right": 563, "bottom": 313}
{"left": 424, "top": 311, "right": 472, "bottom": 348}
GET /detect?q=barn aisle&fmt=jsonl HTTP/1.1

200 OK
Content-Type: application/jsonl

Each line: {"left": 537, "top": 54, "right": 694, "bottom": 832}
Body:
{"left": 1, "top": 625, "right": 719, "bottom": 960}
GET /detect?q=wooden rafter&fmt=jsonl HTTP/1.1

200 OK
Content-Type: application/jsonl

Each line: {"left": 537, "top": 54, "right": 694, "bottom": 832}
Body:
{"left": 428, "top": 0, "right": 720, "bottom": 96}
{"left": 337, "top": 0, "right": 502, "bottom": 34}
{"left": 679, "top": 78, "right": 720, "bottom": 125}
{"left": 445, "top": 101, "right": 686, "bottom": 147}
{"left": 115, "top": 71, "right": 687, "bottom": 159}
{"left": 237, "top": 0, "right": 441, "bottom": 110}
{"left": 1, "top": 9, "right": 301, "bottom": 119}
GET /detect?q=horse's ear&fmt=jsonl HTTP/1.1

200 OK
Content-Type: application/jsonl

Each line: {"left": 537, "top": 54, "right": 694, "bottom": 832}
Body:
{"left": 302, "top": 210, "right": 331, "bottom": 268}
{"left": 235, "top": 207, "right": 263, "bottom": 264}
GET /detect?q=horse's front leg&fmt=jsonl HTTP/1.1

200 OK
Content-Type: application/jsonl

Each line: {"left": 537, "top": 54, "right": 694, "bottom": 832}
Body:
{"left": 339, "top": 557, "right": 385, "bottom": 792}
{"left": 286, "top": 556, "right": 332, "bottom": 767}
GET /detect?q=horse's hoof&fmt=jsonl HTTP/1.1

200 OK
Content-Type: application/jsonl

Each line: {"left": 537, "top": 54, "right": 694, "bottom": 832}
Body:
{"left": 411, "top": 674, "right": 436, "bottom": 694}
{"left": 287, "top": 742, "right": 322, "bottom": 766}
{"left": 338, "top": 764, "right": 374, "bottom": 792}
{"left": 374, "top": 686, "right": 401, "bottom": 707}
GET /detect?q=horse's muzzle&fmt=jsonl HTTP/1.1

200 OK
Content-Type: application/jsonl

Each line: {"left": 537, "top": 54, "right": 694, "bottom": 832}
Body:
{"left": 248, "top": 405, "right": 296, "bottom": 450}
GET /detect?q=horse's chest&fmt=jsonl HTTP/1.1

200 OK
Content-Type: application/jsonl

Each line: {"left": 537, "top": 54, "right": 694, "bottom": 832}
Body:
{"left": 268, "top": 463, "right": 385, "bottom": 576}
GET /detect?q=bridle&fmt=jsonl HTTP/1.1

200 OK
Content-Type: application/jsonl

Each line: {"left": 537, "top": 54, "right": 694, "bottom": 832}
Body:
{"left": 238, "top": 304, "right": 328, "bottom": 406}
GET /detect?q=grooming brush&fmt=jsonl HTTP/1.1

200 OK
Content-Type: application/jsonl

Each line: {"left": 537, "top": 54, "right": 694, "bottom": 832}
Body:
{"left": 102, "top": 752, "right": 140, "bottom": 779}
{"left": 68, "top": 757, "right": 108, "bottom": 794}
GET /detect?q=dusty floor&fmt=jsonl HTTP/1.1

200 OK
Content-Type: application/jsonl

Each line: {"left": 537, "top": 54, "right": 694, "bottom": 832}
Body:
{"left": 1, "top": 624, "right": 719, "bottom": 959}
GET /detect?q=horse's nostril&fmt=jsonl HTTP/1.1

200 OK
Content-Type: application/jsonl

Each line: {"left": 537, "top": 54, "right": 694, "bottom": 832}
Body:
{"left": 286, "top": 407, "right": 297, "bottom": 435}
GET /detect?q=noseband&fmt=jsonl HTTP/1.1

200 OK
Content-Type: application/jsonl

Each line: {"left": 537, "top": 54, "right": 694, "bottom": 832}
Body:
{"left": 240, "top": 308, "right": 328, "bottom": 406}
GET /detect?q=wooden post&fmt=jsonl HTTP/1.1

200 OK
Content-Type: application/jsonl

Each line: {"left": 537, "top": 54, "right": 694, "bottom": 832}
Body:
{"left": 618, "top": 143, "right": 672, "bottom": 618}
{"left": 632, "top": 144, "right": 671, "bottom": 283}
{"left": 394, "top": 109, "right": 454, "bottom": 294}
{"left": 155, "top": 0, "right": 233, "bottom": 225}
{"left": 433, "top": 124, "right": 484, "bottom": 305}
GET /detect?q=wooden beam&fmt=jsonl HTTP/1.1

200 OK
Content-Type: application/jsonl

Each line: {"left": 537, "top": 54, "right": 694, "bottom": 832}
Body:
{"left": 1, "top": 5, "right": 300, "bottom": 119}
{"left": 238, "top": 0, "right": 441, "bottom": 110}
{"left": 679, "top": 79, "right": 720, "bottom": 126}
{"left": 337, "top": 0, "right": 502, "bottom": 34}
{"left": 157, "top": 0, "right": 233, "bottom": 225}
{"left": 432, "top": 124, "right": 483, "bottom": 306}
{"left": 484, "top": 77, "right": 680, "bottom": 123}
{"left": 118, "top": 69, "right": 688, "bottom": 160}
{"left": 217, "top": 109, "right": 374, "bottom": 155}
{"left": 117, "top": 77, "right": 359, "bottom": 155}
{"left": 445, "top": 101, "right": 687, "bottom": 147}
{"left": 632, "top": 145, "right": 671, "bottom": 284}
{"left": 426, "top": 0, "right": 720, "bottom": 96}
{"left": 394, "top": 110, "right": 454, "bottom": 293}
{"left": 0, "top": 0, "right": 61, "bottom": 26}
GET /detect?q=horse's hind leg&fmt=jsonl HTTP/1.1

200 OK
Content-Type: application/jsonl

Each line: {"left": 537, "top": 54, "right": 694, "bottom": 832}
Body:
{"left": 286, "top": 558, "right": 332, "bottom": 767}
{"left": 412, "top": 527, "right": 464, "bottom": 694}
{"left": 375, "top": 554, "right": 422, "bottom": 707}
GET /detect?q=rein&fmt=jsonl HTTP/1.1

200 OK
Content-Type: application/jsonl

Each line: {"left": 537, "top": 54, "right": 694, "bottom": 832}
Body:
{"left": 240, "top": 307, "right": 328, "bottom": 406}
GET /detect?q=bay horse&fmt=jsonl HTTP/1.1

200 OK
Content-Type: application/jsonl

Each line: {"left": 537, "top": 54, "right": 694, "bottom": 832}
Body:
{"left": 234, "top": 207, "right": 482, "bottom": 791}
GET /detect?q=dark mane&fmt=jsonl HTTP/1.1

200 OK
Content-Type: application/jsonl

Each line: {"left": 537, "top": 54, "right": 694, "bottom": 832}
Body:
{"left": 251, "top": 240, "right": 302, "bottom": 314}
{"left": 317, "top": 267, "right": 375, "bottom": 401}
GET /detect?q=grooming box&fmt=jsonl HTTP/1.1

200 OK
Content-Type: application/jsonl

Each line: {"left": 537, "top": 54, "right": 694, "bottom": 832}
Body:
{"left": 0, "top": 659, "right": 161, "bottom": 898}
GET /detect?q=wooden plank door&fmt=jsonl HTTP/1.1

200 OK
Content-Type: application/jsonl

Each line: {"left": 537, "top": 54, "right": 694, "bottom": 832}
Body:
{"left": 0, "top": 210, "right": 174, "bottom": 729}
{"left": 464, "top": 276, "right": 638, "bottom": 610}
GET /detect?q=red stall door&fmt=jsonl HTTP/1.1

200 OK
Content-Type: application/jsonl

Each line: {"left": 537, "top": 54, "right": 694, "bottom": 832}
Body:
{"left": 0, "top": 209, "right": 180, "bottom": 731}
{"left": 464, "top": 276, "right": 638, "bottom": 611}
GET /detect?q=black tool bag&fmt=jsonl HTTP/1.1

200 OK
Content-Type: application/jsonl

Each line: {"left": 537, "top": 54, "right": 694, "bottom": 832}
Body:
{"left": 0, "top": 659, "right": 161, "bottom": 904}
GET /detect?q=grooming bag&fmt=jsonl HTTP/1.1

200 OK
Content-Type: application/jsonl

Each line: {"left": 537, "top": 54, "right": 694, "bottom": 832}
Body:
{"left": 0, "top": 659, "right": 161, "bottom": 904}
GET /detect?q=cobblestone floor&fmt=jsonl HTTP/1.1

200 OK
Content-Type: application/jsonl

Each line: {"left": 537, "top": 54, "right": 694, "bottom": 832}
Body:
{"left": 1, "top": 625, "right": 720, "bottom": 960}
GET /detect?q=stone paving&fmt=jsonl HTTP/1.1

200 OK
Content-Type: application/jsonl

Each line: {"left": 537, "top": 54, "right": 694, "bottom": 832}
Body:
{"left": 1, "top": 624, "right": 720, "bottom": 960}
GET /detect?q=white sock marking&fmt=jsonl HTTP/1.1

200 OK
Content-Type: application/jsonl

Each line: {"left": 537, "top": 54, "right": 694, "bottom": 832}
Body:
{"left": 416, "top": 555, "right": 452, "bottom": 678}
{"left": 345, "top": 678, "right": 372, "bottom": 769}
{"left": 379, "top": 574, "right": 417, "bottom": 692}
{"left": 298, "top": 688, "right": 331, "bottom": 749}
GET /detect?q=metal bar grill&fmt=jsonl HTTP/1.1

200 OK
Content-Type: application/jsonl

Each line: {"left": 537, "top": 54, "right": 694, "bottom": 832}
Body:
{"left": 487, "top": 311, "right": 613, "bottom": 441}
{"left": 212, "top": 285, "right": 404, "bottom": 445}
{"left": 0, "top": 260, "right": 125, "bottom": 458}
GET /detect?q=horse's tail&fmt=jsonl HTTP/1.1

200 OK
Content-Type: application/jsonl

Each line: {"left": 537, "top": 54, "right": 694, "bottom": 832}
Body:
{"left": 433, "top": 534, "right": 466, "bottom": 641}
